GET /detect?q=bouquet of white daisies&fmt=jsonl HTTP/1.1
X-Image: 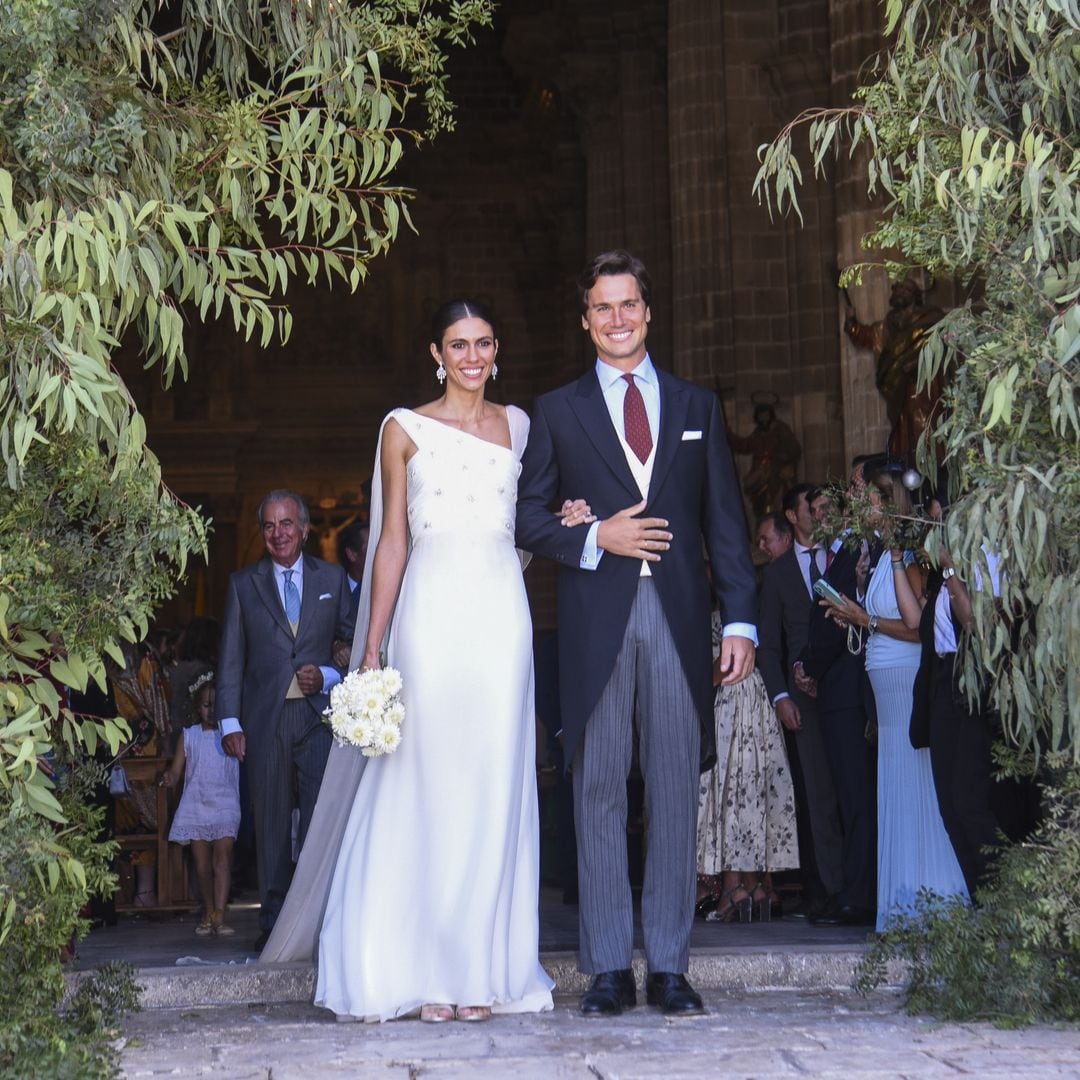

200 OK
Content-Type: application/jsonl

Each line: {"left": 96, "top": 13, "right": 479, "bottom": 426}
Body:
{"left": 324, "top": 667, "right": 405, "bottom": 757}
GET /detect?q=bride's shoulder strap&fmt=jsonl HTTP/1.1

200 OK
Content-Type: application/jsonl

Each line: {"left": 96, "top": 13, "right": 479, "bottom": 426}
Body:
{"left": 505, "top": 403, "right": 531, "bottom": 458}
{"left": 385, "top": 407, "right": 428, "bottom": 451}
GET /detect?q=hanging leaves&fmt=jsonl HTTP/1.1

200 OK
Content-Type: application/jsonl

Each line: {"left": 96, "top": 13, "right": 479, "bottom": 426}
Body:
{"left": 754, "top": 0, "right": 1080, "bottom": 762}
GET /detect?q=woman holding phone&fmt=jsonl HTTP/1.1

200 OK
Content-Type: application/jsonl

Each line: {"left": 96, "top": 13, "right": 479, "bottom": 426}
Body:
{"left": 818, "top": 461, "right": 968, "bottom": 932}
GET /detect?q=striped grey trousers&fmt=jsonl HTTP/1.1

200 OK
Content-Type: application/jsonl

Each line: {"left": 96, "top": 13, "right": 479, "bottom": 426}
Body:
{"left": 249, "top": 698, "right": 332, "bottom": 931}
{"left": 572, "top": 578, "right": 700, "bottom": 975}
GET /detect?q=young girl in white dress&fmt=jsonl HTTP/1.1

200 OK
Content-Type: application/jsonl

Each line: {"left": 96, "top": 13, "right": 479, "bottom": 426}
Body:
{"left": 162, "top": 671, "right": 241, "bottom": 936}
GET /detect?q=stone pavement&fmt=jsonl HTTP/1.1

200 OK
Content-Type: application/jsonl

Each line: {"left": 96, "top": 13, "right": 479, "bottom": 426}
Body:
{"left": 119, "top": 989, "right": 1080, "bottom": 1078}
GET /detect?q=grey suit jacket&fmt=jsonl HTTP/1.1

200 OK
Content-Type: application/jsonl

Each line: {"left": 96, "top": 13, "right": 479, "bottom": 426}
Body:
{"left": 758, "top": 547, "right": 815, "bottom": 703}
{"left": 216, "top": 554, "right": 356, "bottom": 744}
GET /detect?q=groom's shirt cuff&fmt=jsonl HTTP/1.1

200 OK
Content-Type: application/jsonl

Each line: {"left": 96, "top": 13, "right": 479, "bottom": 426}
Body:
{"left": 721, "top": 622, "right": 758, "bottom": 646}
{"left": 320, "top": 666, "right": 341, "bottom": 692}
{"left": 220, "top": 717, "right": 242, "bottom": 736}
{"left": 579, "top": 520, "right": 604, "bottom": 570}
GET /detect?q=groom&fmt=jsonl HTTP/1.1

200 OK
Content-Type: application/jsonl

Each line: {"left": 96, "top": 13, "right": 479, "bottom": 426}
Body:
{"left": 517, "top": 250, "right": 758, "bottom": 1016}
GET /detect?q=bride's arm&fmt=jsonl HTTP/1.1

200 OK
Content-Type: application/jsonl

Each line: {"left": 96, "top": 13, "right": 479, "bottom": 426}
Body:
{"left": 360, "top": 419, "right": 411, "bottom": 670}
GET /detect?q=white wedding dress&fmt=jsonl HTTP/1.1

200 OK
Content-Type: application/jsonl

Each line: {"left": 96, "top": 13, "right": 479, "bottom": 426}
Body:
{"left": 308, "top": 406, "right": 553, "bottom": 1020}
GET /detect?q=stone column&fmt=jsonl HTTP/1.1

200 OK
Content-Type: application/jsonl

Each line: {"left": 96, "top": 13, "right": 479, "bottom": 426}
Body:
{"left": 669, "top": 0, "right": 843, "bottom": 487}
{"left": 667, "top": 0, "right": 733, "bottom": 385}
{"left": 830, "top": 0, "right": 891, "bottom": 463}
{"left": 556, "top": 0, "right": 672, "bottom": 365}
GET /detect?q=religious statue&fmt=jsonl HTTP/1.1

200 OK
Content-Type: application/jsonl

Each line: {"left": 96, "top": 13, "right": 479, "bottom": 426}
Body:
{"left": 844, "top": 276, "right": 944, "bottom": 461}
{"left": 307, "top": 499, "right": 366, "bottom": 563}
{"left": 724, "top": 393, "right": 802, "bottom": 518}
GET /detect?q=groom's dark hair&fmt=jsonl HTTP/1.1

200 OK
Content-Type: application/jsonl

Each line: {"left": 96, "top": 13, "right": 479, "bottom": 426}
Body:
{"left": 577, "top": 250, "right": 653, "bottom": 313}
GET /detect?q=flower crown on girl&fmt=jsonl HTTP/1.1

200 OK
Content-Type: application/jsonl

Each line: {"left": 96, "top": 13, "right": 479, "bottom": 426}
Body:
{"left": 187, "top": 669, "right": 215, "bottom": 698}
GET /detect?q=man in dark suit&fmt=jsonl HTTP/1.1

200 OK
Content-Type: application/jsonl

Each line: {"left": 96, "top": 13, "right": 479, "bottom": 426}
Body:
{"left": 758, "top": 484, "right": 844, "bottom": 921}
{"left": 336, "top": 520, "right": 368, "bottom": 618}
{"left": 218, "top": 490, "right": 355, "bottom": 950}
{"left": 797, "top": 466, "right": 878, "bottom": 925}
{"left": 516, "top": 250, "right": 757, "bottom": 1018}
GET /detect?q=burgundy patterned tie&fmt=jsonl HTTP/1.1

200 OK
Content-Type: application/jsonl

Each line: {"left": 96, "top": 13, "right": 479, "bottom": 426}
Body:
{"left": 622, "top": 374, "right": 653, "bottom": 463}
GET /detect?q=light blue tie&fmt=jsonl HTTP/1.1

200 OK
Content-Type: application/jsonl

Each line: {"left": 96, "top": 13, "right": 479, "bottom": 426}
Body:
{"left": 283, "top": 569, "right": 301, "bottom": 626}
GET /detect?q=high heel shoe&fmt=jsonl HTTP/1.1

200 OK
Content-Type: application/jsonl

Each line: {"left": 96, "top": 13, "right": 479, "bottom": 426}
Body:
{"left": 705, "top": 886, "right": 752, "bottom": 923}
{"left": 750, "top": 884, "right": 772, "bottom": 923}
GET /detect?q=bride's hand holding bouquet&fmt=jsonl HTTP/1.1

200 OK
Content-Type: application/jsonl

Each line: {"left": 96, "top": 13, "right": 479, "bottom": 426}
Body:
{"left": 324, "top": 663, "right": 405, "bottom": 758}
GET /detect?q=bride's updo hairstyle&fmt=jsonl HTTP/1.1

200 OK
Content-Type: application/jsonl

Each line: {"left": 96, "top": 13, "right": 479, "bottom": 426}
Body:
{"left": 430, "top": 298, "right": 497, "bottom": 351}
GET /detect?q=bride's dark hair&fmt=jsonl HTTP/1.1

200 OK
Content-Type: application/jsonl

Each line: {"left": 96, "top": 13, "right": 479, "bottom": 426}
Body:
{"left": 430, "top": 298, "right": 496, "bottom": 349}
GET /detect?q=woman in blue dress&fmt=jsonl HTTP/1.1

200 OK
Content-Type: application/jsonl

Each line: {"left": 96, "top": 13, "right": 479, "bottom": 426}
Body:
{"left": 817, "top": 461, "right": 967, "bottom": 931}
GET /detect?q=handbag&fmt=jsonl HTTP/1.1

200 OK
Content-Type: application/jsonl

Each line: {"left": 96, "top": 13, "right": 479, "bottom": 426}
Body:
{"left": 108, "top": 763, "right": 133, "bottom": 797}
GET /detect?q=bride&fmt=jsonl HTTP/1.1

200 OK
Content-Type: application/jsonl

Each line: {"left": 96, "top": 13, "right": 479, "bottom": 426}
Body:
{"left": 261, "top": 299, "right": 587, "bottom": 1022}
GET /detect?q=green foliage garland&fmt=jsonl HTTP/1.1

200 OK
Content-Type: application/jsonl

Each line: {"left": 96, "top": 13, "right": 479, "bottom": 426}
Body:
{"left": 0, "top": 0, "right": 493, "bottom": 1069}
{"left": 754, "top": 0, "right": 1080, "bottom": 1024}
{"left": 754, "top": 0, "right": 1079, "bottom": 762}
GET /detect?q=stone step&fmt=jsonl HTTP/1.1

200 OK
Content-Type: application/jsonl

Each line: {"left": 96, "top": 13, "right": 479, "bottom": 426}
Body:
{"left": 90, "top": 946, "right": 887, "bottom": 1010}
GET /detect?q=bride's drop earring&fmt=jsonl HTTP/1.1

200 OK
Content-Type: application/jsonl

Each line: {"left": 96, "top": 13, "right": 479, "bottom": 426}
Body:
{"left": 491, "top": 363, "right": 498, "bottom": 381}
{"left": 436, "top": 364, "right": 446, "bottom": 385}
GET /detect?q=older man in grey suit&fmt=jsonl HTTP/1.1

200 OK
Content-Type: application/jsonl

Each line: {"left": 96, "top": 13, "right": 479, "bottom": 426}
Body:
{"left": 218, "top": 490, "right": 355, "bottom": 950}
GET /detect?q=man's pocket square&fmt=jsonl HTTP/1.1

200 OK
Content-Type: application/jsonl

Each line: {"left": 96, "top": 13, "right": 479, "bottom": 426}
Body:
{"left": 681, "top": 430, "right": 703, "bottom": 441}
{"left": 319, "top": 592, "right": 333, "bottom": 600}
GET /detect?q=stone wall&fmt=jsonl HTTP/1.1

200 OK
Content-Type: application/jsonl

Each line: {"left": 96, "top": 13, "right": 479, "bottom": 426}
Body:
{"left": 119, "top": 0, "right": 887, "bottom": 629}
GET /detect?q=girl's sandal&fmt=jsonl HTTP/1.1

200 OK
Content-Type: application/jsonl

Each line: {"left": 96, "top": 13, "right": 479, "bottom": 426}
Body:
{"left": 419, "top": 1003, "right": 454, "bottom": 1023}
{"left": 454, "top": 1005, "right": 492, "bottom": 1022}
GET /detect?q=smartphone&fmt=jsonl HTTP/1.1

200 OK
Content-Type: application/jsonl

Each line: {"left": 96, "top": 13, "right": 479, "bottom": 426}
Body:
{"left": 813, "top": 577, "right": 845, "bottom": 605}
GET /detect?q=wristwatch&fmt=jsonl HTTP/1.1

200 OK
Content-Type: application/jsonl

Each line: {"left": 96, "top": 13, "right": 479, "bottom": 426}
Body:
{"left": 867, "top": 614, "right": 879, "bottom": 635}
{"left": 942, "top": 567, "right": 957, "bottom": 581}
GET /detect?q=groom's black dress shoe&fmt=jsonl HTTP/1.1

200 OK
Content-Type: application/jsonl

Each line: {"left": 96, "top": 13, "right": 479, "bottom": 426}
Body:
{"left": 645, "top": 972, "right": 705, "bottom": 1015}
{"left": 579, "top": 970, "right": 636, "bottom": 1016}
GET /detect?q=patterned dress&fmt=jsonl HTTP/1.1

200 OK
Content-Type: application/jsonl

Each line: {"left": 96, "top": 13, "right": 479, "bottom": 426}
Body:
{"left": 697, "top": 613, "right": 799, "bottom": 874}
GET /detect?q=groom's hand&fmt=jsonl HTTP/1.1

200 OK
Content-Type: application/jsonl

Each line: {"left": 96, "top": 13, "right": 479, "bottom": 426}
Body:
{"left": 717, "top": 636, "right": 755, "bottom": 687}
{"left": 597, "top": 500, "right": 672, "bottom": 562}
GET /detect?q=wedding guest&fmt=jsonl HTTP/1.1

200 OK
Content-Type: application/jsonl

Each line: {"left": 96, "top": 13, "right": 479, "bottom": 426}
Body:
{"left": 168, "top": 617, "right": 220, "bottom": 744}
{"left": 337, "top": 520, "right": 369, "bottom": 617}
{"left": 759, "top": 484, "right": 844, "bottom": 922}
{"left": 819, "top": 461, "right": 968, "bottom": 930}
{"left": 756, "top": 511, "right": 793, "bottom": 563}
{"left": 217, "top": 488, "right": 356, "bottom": 950}
{"left": 161, "top": 671, "right": 241, "bottom": 935}
{"left": 696, "top": 610, "right": 798, "bottom": 922}
{"left": 909, "top": 497, "right": 1040, "bottom": 893}
{"left": 796, "top": 462, "right": 878, "bottom": 927}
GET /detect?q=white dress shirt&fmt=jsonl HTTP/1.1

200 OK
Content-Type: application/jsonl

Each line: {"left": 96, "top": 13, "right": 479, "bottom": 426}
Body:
{"left": 934, "top": 548, "right": 1002, "bottom": 656}
{"left": 793, "top": 541, "right": 826, "bottom": 597}
{"left": 579, "top": 355, "right": 755, "bottom": 643}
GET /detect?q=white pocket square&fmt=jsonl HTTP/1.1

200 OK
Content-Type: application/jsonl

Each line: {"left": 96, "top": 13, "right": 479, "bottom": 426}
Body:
{"left": 319, "top": 592, "right": 333, "bottom": 600}
{"left": 681, "top": 430, "right": 703, "bottom": 441}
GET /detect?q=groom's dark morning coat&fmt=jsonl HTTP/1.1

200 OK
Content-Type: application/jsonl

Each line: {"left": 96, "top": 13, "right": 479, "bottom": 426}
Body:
{"left": 516, "top": 366, "right": 757, "bottom": 770}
